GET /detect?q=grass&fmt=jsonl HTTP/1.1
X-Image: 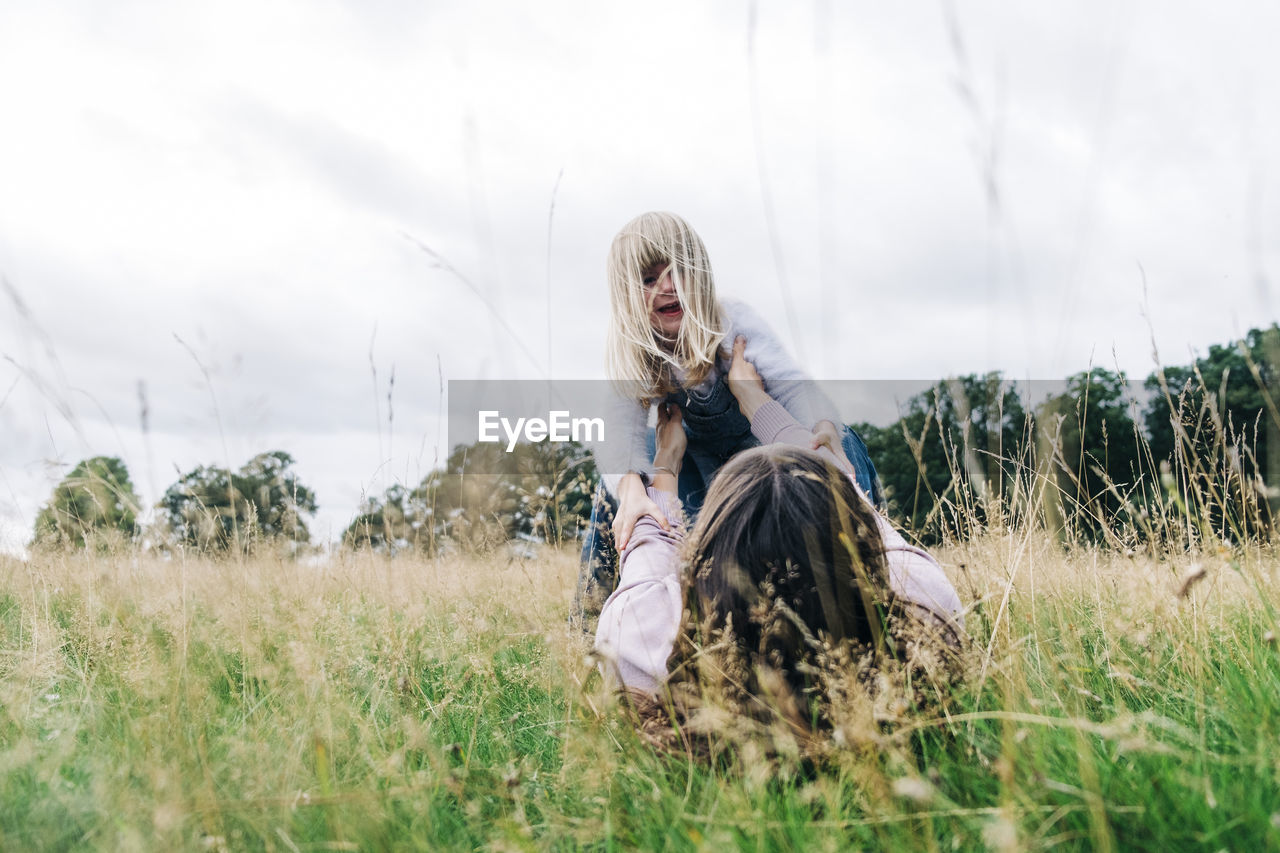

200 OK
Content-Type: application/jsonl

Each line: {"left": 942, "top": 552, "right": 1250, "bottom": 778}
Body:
{"left": 1, "top": 531, "right": 1278, "bottom": 851}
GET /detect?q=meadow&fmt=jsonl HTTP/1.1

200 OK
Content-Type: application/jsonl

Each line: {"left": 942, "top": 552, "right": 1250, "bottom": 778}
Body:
{"left": 2, "top": 523, "right": 1277, "bottom": 851}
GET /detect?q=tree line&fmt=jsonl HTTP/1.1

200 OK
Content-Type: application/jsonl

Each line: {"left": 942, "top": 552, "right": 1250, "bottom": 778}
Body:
{"left": 30, "top": 325, "right": 1280, "bottom": 554}
{"left": 32, "top": 451, "right": 318, "bottom": 554}
{"left": 856, "top": 324, "right": 1280, "bottom": 546}
{"left": 29, "top": 442, "right": 599, "bottom": 557}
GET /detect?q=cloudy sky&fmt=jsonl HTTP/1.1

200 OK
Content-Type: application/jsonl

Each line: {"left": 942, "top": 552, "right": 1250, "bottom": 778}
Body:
{"left": 1, "top": 0, "right": 1277, "bottom": 554}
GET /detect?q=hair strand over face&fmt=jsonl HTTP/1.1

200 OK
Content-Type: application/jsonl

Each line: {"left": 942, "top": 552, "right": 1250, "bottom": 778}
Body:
{"left": 605, "top": 211, "right": 726, "bottom": 400}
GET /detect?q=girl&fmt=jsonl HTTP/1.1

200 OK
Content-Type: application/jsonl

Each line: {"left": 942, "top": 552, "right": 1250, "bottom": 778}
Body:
{"left": 574, "top": 211, "right": 882, "bottom": 628}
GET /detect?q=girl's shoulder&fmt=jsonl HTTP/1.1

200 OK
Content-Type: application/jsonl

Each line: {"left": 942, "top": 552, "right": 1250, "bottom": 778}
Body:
{"left": 719, "top": 296, "right": 761, "bottom": 327}
{"left": 717, "top": 297, "right": 791, "bottom": 370}
{"left": 720, "top": 297, "right": 783, "bottom": 339}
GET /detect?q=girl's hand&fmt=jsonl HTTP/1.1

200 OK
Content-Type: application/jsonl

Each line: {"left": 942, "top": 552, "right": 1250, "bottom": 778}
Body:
{"left": 612, "top": 471, "right": 670, "bottom": 551}
{"left": 727, "top": 335, "right": 770, "bottom": 420}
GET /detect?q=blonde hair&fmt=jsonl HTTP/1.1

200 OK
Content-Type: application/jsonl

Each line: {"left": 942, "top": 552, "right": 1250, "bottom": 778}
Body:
{"left": 605, "top": 212, "right": 726, "bottom": 400}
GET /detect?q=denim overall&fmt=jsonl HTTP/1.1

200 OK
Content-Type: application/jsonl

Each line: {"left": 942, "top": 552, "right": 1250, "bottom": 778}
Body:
{"left": 570, "top": 372, "right": 883, "bottom": 631}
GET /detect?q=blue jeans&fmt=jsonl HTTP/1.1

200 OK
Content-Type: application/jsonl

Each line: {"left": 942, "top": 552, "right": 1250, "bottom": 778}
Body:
{"left": 570, "top": 377, "right": 884, "bottom": 630}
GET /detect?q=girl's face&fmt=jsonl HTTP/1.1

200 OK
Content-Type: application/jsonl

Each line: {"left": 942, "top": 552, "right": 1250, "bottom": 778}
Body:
{"left": 642, "top": 262, "right": 684, "bottom": 338}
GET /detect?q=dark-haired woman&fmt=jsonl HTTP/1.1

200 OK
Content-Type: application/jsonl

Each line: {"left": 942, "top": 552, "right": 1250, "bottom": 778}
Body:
{"left": 593, "top": 337, "right": 964, "bottom": 705}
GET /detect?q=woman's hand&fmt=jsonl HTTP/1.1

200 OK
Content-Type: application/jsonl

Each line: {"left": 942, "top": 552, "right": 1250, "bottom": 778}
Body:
{"left": 810, "top": 419, "right": 857, "bottom": 473}
{"left": 612, "top": 472, "right": 670, "bottom": 551}
{"left": 726, "top": 335, "right": 771, "bottom": 420}
{"left": 810, "top": 420, "right": 843, "bottom": 455}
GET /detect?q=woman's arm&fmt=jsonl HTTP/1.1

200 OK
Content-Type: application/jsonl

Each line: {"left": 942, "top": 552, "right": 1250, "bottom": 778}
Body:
{"left": 722, "top": 298, "right": 847, "bottom": 431}
{"left": 592, "top": 491, "right": 685, "bottom": 693}
{"left": 727, "top": 334, "right": 858, "bottom": 476}
{"left": 593, "top": 403, "right": 688, "bottom": 693}
{"left": 728, "top": 338, "right": 965, "bottom": 630}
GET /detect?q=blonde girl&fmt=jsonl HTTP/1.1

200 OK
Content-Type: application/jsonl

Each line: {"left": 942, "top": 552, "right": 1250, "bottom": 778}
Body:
{"left": 574, "top": 211, "right": 882, "bottom": 628}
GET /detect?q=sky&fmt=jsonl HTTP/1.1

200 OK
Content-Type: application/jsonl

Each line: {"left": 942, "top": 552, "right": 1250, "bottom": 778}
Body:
{"left": 1, "top": 0, "right": 1277, "bottom": 555}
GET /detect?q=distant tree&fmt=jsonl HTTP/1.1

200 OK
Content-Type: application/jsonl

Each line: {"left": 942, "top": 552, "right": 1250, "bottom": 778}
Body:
{"left": 1143, "top": 325, "right": 1280, "bottom": 538}
{"left": 158, "top": 451, "right": 317, "bottom": 553}
{"left": 432, "top": 436, "right": 595, "bottom": 548}
{"left": 344, "top": 439, "right": 598, "bottom": 554}
{"left": 1036, "top": 368, "right": 1142, "bottom": 542}
{"left": 858, "top": 372, "right": 1029, "bottom": 542}
{"left": 32, "top": 456, "right": 141, "bottom": 550}
{"left": 511, "top": 438, "right": 599, "bottom": 543}
{"left": 344, "top": 483, "right": 433, "bottom": 554}
{"left": 423, "top": 440, "right": 525, "bottom": 551}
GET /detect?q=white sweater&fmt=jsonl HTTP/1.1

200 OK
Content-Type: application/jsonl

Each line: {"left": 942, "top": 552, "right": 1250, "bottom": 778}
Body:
{"left": 597, "top": 298, "right": 844, "bottom": 495}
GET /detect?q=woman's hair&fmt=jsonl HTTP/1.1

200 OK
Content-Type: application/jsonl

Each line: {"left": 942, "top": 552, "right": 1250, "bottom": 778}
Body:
{"left": 654, "top": 445, "right": 894, "bottom": 750}
{"left": 605, "top": 211, "right": 726, "bottom": 400}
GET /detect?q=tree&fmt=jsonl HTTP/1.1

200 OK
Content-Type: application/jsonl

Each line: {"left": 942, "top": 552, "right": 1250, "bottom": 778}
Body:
{"left": 158, "top": 450, "right": 317, "bottom": 553}
{"left": 858, "top": 373, "right": 1029, "bottom": 542}
{"left": 344, "top": 483, "right": 434, "bottom": 554}
{"left": 343, "top": 439, "right": 599, "bottom": 554}
{"left": 32, "top": 456, "right": 141, "bottom": 550}
{"left": 1036, "top": 368, "right": 1142, "bottom": 542}
{"left": 1143, "top": 325, "right": 1280, "bottom": 539}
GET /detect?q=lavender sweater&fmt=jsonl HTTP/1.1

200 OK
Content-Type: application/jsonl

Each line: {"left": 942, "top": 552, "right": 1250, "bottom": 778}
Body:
{"left": 593, "top": 399, "right": 965, "bottom": 694}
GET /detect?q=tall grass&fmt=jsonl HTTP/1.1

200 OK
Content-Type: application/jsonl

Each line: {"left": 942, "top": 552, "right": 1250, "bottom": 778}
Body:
{"left": 3, "top": 355, "right": 1279, "bottom": 849}
{"left": 2, "top": 514, "right": 1278, "bottom": 849}
{"left": 896, "top": 366, "right": 1278, "bottom": 556}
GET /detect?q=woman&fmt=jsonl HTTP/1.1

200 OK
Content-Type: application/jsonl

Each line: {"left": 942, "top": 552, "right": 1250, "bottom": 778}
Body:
{"left": 593, "top": 337, "right": 964, "bottom": 742}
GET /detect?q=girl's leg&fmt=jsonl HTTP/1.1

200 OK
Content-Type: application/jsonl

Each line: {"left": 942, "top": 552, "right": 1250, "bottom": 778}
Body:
{"left": 841, "top": 426, "right": 885, "bottom": 509}
{"left": 678, "top": 449, "right": 713, "bottom": 517}
{"left": 681, "top": 445, "right": 726, "bottom": 518}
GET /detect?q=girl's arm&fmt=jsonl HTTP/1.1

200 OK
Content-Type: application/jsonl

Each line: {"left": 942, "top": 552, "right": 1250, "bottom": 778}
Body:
{"left": 597, "top": 390, "right": 657, "bottom": 497}
{"left": 593, "top": 404, "right": 687, "bottom": 693}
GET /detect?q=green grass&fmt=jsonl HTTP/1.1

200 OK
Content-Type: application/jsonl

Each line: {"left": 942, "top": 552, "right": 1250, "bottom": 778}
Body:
{"left": 1, "top": 541, "right": 1278, "bottom": 851}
